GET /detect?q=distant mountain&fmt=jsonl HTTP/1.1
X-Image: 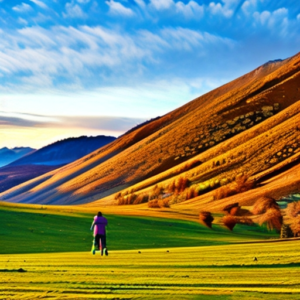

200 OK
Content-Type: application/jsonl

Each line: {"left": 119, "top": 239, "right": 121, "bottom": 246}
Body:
{"left": 1, "top": 52, "right": 300, "bottom": 208}
{"left": 8, "top": 135, "right": 116, "bottom": 167}
{"left": 0, "top": 147, "right": 35, "bottom": 167}
{"left": 0, "top": 136, "right": 116, "bottom": 193}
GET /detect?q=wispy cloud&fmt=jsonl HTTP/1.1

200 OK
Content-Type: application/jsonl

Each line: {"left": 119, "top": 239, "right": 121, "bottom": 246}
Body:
{"left": 63, "top": 2, "right": 87, "bottom": 18}
{"left": 106, "top": 0, "right": 135, "bottom": 17}
{"left": 0, "top": 111, "right": 145, "bottom": 134}
{"left": 30, "top": 0, "right": 48, "bottom": 9}
{"left": 12, "top": 3, "right": 32, "bottom": 13}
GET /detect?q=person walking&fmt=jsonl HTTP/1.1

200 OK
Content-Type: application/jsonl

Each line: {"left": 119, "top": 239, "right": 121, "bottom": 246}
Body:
{"left": 91, "top": 212, "right": 108, "bottom": 256}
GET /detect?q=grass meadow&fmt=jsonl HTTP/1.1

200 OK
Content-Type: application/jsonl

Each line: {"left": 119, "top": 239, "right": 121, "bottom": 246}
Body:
{"left": 2, "top": 241, "right": 300, "bottom": 299}
{"left": 0, "top": 205, "right": 277, "bottom": 254}
{"left": 1, "top": 204, "right": 300, "bottom": 299}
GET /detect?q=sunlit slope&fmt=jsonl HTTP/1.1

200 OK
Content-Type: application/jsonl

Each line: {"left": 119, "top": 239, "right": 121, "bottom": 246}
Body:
{"left": 1, "top": 52, "right": 300, "bottom": 205}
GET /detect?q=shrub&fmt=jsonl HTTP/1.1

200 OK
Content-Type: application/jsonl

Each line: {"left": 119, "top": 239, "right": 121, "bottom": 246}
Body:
{"left": 215, "top": 185, "right": 235, "bottom": 200}
{"left": 168, "top": 180, "right": 176, "bottom": 193}
{"left": 252, "top": 197, "right": 279, "bottom": 215}
{"left": 114, "top": 192, "right": 121, "bottom": 200}
{"left": 199, "top": 211, "right": 214, "bottom": 228}
{"left": 186, "top": 186, "right": 199, "bottom": 200}
{"left": 259, "top": 208, "right": 283, "bottom": 231}
{"left": 148, "top": 198, "right": 170, "bottom": 208}
{"left": 234, "top": 174, "right": 254, "bottom": 193}
{"left": 236, "top": 217, "right": 254, "bottom": 226}
{"left": 148, "top": 199, "right": 160, "bottom": 208}
{"left": 133, "top": 193, "right": 149, "bottom": 205}
{"left": 149, "top": 185, "right": 163, "bottom": 200}
{"left": 290, "top": 216, "right": 300, "bottom": 237}
{"left": 223, "top": 215, "right": 237, "bottom": 231}
{"left": 118, "top": 196, "right": 125, "bottom": 205}
{"left": 286, "top": 201, "right": 300, "bottom": 218}
{"left": 176, "top": 176, "right": 190, "bottom": 193}
{"left": 215, "top": 174, "right": 254, "bottom": 200}
{"left": 223, "top": 203, "right": 239, "bottom": 215}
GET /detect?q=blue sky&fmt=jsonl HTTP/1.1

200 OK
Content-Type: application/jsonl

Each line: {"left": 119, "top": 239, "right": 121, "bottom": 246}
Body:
{"left": 0, "top": 0, "right": 299, "bottom": 148}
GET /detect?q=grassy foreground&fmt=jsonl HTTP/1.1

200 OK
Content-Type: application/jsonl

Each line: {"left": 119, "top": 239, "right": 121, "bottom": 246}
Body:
{"left": 1, "top": 240, "right": 300, "bottom": 299}
{"left": 0, "top": 205, "right": 278, "bottom": 254}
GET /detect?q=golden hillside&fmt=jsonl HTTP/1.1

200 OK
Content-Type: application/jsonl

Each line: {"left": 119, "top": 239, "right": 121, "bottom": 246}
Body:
{"left": 1, "top": 52, "right": 300, "bottom": 213}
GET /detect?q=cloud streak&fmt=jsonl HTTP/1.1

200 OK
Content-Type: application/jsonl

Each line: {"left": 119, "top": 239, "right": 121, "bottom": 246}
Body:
{"left": 0, "top": 111, "right": 145, "bottom": 133}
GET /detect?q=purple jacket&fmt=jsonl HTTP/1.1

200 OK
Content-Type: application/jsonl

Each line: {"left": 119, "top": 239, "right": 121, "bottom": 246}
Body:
{"left": 92, "top": 216, "right": 108, "bottom": 235}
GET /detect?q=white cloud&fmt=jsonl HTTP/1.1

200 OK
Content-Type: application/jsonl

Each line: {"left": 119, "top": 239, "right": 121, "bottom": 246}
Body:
{"left": 12, "top": 3, "right": 32, "bottom": 13}
{"left": 18, "top": 18, "right": 28, "bottom": 26}
{"left": 134, "top": 0, "right": 146, "bottom": 10}
{"left": 30, "top": 0, "right": 48, "bottom": 9}
{"left": 209, "top": 2, "right": 233, "bottom": 18}
{"left": 253, "top": 10, "right": 271, "bottom": 25}
{"left": 241, "top": 0, "right": 257, "bottom": 15}
{"left": 106, "top": 0, "right": 135, "bottom": 17}
{"left": 175, "top": 1, "right": 204, "bottom": 19}
{"left": 77, "top": 0, "right": 90, "bottom": 3}
{"left": 63, "top": 2, "right": 87, "bottom": 18}
{"left": 0, "top": 23, "right": 235, "bottom": 95}
{"left": 150, "top": 0, "right": 173, "bottom": 11}
{"left": 297, "top": 14, "right": 300, "bottom": 20}
{"left": 253, "top": 7, "right": 289, "bottom": 31}
{"left": 161, "top": 27, "right": 204, "bottom": 51}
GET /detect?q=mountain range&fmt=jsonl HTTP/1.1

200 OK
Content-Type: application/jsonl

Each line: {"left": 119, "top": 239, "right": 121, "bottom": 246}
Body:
{"left": 0, "top": 136, "right": 115, "bottom": 193}
{"left": 0, "top": 52, "right": 299, "bottom": 211}
{"left": 0, "top": 147, "right": 35, "bottom": 168}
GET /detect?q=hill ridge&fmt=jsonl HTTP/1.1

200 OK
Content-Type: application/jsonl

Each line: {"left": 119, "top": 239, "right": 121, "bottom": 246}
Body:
{"left": 0, "top": 51, "right": 300, "bottom": 208}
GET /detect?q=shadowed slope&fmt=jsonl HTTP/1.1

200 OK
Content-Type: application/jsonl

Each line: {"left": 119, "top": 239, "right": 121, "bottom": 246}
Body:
{"left": 1, "top": 52, "right": 300, "bottom": 206}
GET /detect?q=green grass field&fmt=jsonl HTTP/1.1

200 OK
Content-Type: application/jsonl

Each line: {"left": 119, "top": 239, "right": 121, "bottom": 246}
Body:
{"left": 1, "top": 204, "right": 299, "bottom": 299}
{"left": 0, "top": 205, "right": 278, "bottom": 254}
{"left": 1, "top": 241, "right": 300, "bottom": 299}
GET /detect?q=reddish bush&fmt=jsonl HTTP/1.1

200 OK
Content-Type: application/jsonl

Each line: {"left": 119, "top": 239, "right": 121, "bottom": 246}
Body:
{"left": 259, "top": 208, "right": 283, "bottom": 231}
{"left": 176, "top": 176, "right": 190, "bottom": 193}
{"left": 252, "top": 197, "right": 279, "bottom": 215}
{"left": 168, "top": 180, "right": 176, "bottom": 193}
{"left": 237, "top": 217, "right": 254, "bottom": 226}
{"left": 286, "top": 201, "right": 300, "bottom": 218}
{"left": 199, "top": 211, "right": 214, "bottom": 228}
{"left": 114, "top": 192, "right": 121, "bottom": 200}
{"left": 223, "top": 203, "right": 240, "bottom": 215}
{"left": 223, "top": 215, "right": 237, "bottom": 231}
{"left": 148, "top": 198, "right": 170, "bottom": 208}
{"left": 234, "top": 174, "right": 254, "bottom": 193}
{"left": 186, "top": 186, "right": 198, "bottom": 200}
{"left": 215, "top": 174, "right": 254, "bottom": 200}
{"left": 215, "top": 185, "right": 234, "bottom": 200}
{"left": 133, "top": 193, "right": 149, "bottom": 205}
{"left": 290, "top": 216, "right": 300, "bottom": 237}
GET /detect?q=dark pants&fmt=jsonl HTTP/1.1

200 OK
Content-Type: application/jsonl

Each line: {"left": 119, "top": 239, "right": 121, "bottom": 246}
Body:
{"left": 95, "top": 234, "right": 106, "bottom": 251}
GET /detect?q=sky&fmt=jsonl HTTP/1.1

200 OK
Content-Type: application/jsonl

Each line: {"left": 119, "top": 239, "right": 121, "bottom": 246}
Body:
{"left": 0, "top": 0, "right": 299, "bottom": 149}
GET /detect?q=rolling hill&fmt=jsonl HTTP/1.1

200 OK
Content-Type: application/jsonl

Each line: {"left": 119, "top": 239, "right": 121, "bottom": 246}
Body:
{"left": 0, "top": 136, "right": 115, "bottom": 193}
{"left": 0, "top": 51, "right": 300, "bottom": 211}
